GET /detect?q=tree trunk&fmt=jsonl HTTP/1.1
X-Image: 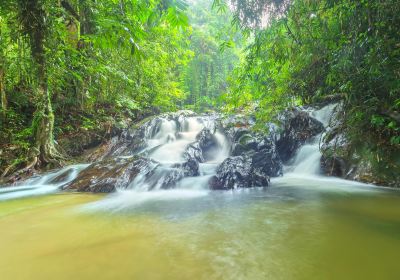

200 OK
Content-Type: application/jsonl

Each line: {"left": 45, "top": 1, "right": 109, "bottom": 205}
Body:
{"left": 32, "top": 84, "right": 62, "bottom": 165}
{"left": 0, "top": 68, "right": 6, "bottom": 114}
{"left": 0, "top": 22, "right": 7, "bottom": 116}
{"left": 23, "top": 0, "right": 64, "bottom": 166}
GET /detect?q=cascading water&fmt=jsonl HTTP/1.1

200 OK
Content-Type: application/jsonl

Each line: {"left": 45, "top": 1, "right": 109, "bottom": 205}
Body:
{"left": 283, "top": 104, "right": 337, "bottom": 176}
{"left": 83, "top": 115, "right": 231, "bottom": 211}
{"left": 126, "top": 116, "right": 230, "bottom": 191}
{"left": 0, "top": 164, "right": 89, "bottom": 201}
{"left": 273, "top": 103, "right": 373, "bottom": 190}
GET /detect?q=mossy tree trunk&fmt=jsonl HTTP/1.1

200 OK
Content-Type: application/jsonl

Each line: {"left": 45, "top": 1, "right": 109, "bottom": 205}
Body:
{"left": 0, "top": 67, "right": 6, "bottom": 115}
{"left": 19, "top": 0, "right": 63, "bottom": 166}
{"left": 0, "top": 21, "right": 7, "bottom": 116}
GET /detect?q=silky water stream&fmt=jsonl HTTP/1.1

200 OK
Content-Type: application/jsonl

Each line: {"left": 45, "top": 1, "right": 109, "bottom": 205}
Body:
{"left": 0, "top": 109, "right": 399, "bottom": 280}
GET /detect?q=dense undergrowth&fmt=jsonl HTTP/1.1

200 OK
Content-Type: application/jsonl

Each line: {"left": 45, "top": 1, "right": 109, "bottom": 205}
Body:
{"left": 220, "top": 0, "right": 400, "bottom": 182}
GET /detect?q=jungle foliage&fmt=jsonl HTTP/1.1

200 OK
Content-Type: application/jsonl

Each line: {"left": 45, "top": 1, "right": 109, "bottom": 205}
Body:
{"left": 0, "top": 0, "right": 193, "bottom": 173}
{"left": 221, "top": 0, "right": 400, "bottom": 156}
{"left": 181, "top": 0, "right": 243, "bottom": 111}
{"left": 0, "top": 0, "right": 399, "bottom": 176}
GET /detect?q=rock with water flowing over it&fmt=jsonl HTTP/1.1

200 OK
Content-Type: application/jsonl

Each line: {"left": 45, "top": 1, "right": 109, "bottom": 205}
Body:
{"left": 209, "top": 155, "right": 270, "bottom": 190}
{"left": 154, "top": 159, "right": 200, "bottom": 189}
{"left": 196, "top": 128, "right": 220, "bottom": 161}
{"left": 63, "top": 156, "right": 158, "bottom": 193}
{"left": 231, "top": 132, "right": 259, "bottom": 156}
{"left": 276, "top": 108, "right": 324, "bottom": 162}
{"left": 182, "top": 128, "right": 220, "bottom": 163}
{"left": 90, "top": 110, "right": 198, "bottom": 160}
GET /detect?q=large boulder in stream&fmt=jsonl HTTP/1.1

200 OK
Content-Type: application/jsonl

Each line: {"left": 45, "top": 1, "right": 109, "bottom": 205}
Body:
{"left": 63, "top": 156, "right": 157, "bottom": 193}
{"left": 276, "top": 108, "right": 324, "bottom": 162}
{"left": 214, "top": 114, "right": 284, "bottom": 187}
{"left": 209, "top": 137, "right": 282, "bottom": 190}
{"left": 209, "top": 155, "right": 270, "bottom": 190}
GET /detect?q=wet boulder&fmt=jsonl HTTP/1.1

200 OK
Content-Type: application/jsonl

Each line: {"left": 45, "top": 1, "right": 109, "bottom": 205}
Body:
{"left": 63, "top": 156, "right": 157, "bottom": 193}
{"left": 251, "top": 140, "right": 283, "bottom": 177}
{"left": 48, "top": 168, "right": 76, "bottom": 184}
{"left": 183, "top": 128, "right": 220, "bottom": 163}
{"left": 231, "top": 133, "right": 259, "bottom": 156}
{"left": 183, "top": 142, "right": 204, "bottom": 162}
{"left": 230, "top": 131, "right": 283, "bottom": 178}
{"left": 276, "top": 108, "right": 324, "bottom": 162}
{"left": 175, "top": 158, "right": 200, "bottom": 177}
{"left": 131, "top": 158, "right": 200, "bottom": 190}
{"left": 158, "top": 159, "right": 200, "bottom": 189}
{"left": 196, "top": 128, "right": 220, "bottom": 161}
{"left": 209, "top": 155, "right": 270, "bottom": 190}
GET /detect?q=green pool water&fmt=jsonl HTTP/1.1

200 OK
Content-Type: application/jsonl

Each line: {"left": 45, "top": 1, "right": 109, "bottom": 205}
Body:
{"left": 0, "top": 180, "right": 399, "bottom": 280}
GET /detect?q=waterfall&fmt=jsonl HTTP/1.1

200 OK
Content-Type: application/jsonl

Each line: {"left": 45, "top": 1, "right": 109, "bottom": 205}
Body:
{"left": 125, "top": 115, "right": 231, "bottom": 192}
{"left": 287, "top": 104, "right": 337, "bottom": 176}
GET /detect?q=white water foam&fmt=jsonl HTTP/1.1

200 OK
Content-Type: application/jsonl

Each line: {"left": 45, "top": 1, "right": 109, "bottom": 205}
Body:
{"left": 81, "top": 189, "right": 209, "bottom": 212}
{"left": 0, "top": 164, "right": 89, "bottom": 201}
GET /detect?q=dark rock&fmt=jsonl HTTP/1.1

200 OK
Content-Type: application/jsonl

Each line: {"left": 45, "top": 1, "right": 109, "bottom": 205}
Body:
{"left": 183, "top": 142, "right": 204, "bottom": 162}
{"left": 174, "top": 158, "right": 200, "bottom": 177}
{"left": 196, "top": 128, "right": 219, "bottom": 161}
{"left": 209, "top": 155, "right": 270, "bottom": 190}
{"left": 251, "top": 142, "right": 283, "bottom": 177}
{"left": 225, "top": 127, "right": 283, "bottom": 179}
{"left": 232, "top": 133, "right": 258, "bottom": 156}
{"left": 320, "top": 155, "right": 347, "bottom": 177}
{"left": 277, "top": 108, "right": 324, "bottom": 162}
{"left": 132, "top": 159, "right": 200, "bottom": 190}
{"left": 182, "top": 128, "right": 220, "bottom": 163}
{"left": 63, "top": 156, "right": 157, "bottom": 193}
{"left": 48, "top": 168, "right": 75, "bottom": 184}
{"left": 159, "top": 159, "right": 200, "bottom": 189}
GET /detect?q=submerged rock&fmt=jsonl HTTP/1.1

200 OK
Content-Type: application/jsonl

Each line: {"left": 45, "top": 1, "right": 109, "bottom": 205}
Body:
{"left": 276, "top": 108, "right": 324, "bottom": 162}
{"left": 64, "top": 156, "right": 157, "bottom": 193}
